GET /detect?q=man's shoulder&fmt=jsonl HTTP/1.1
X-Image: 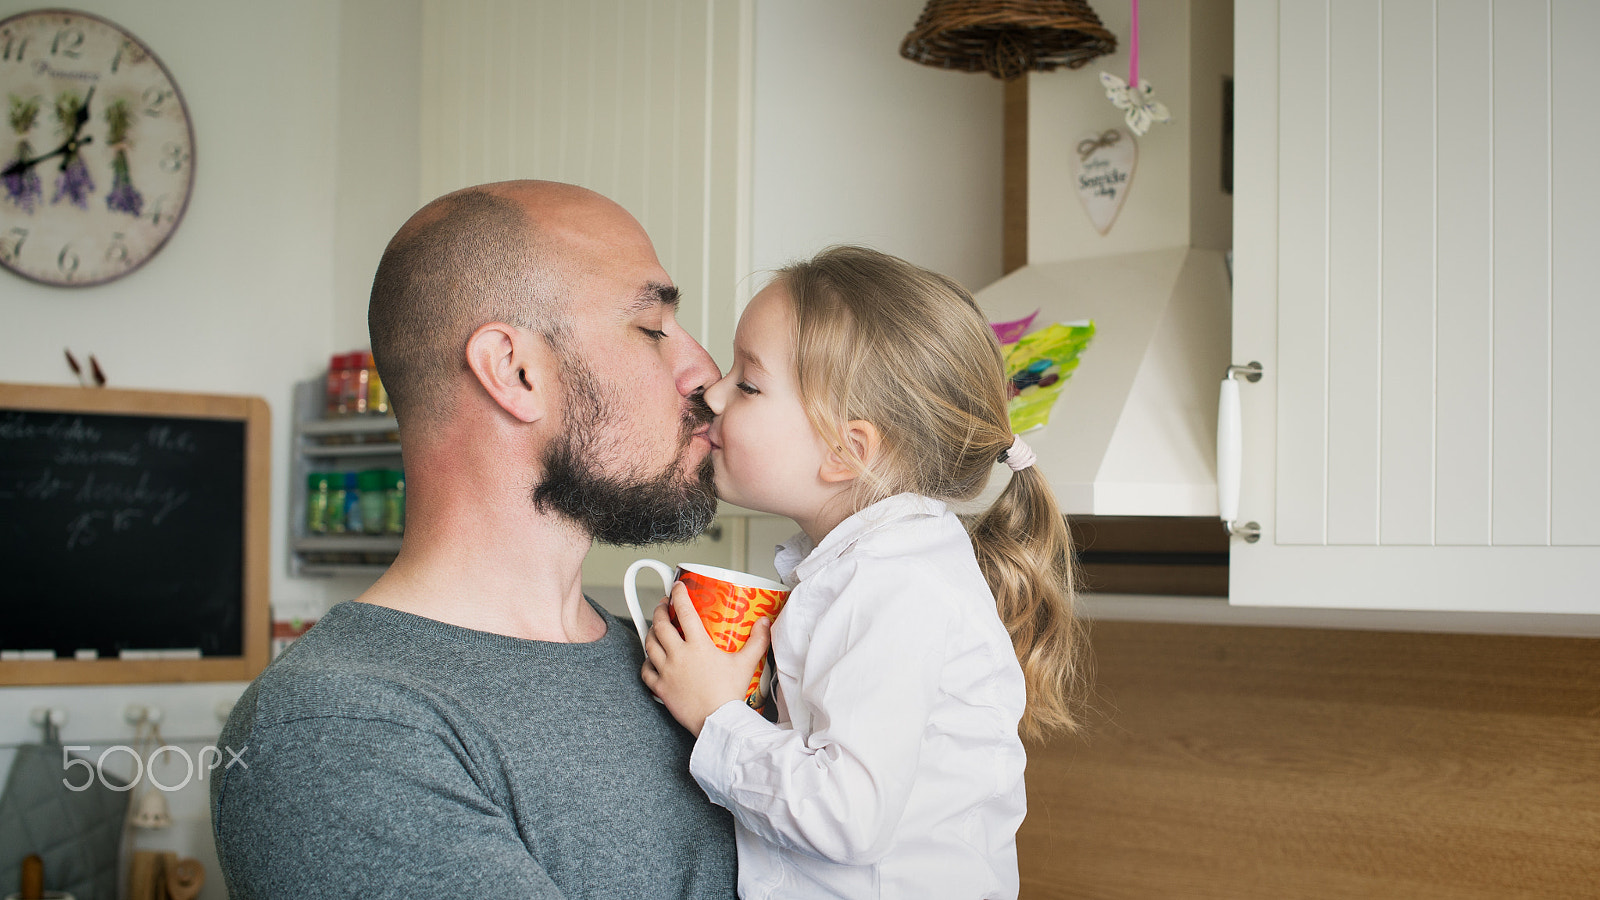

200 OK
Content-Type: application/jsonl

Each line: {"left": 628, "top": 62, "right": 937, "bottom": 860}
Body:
{"left": 246, "top": 652, "right": 428, "bottom": 724}
{"left": 226, "top": 610, "right": 458, "bottom": 743}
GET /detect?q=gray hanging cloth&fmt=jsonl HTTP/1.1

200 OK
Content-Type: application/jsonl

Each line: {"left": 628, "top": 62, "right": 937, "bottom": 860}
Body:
{"left": 0, "top": 739, "right": 130, "bottom": 900}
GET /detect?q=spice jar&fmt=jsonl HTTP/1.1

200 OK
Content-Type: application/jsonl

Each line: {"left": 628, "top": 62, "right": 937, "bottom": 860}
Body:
{"left": 306, "top": 472, "right": 331, "bottom": 534}
{"left": 358, "top": 469, "right": 387, "bottom": 534}
{"left": 324, "top": 354, "right": 348, "bottom": 417}
{"left": 344, "top": 353, "right": 370, "bottom": 416}
{"left": 326, "top": 473, "right": 348, "bottom": 533}
{"left": 365, "top": 352, "right": 390, "bottom": 416}
{"left": 384, "top": 469, "right": 405, "bottom": 534}
{"left": 342, "top": 471, "right": 363, "bottom": 532}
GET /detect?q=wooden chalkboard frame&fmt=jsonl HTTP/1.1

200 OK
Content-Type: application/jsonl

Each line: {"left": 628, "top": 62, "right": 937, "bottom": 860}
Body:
{"left": 0, "top": 383, "right": 271, "bottom": 684}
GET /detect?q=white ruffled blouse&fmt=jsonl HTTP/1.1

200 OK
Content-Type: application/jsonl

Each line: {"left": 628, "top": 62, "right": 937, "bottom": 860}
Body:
{"left": 689, "top": 493, "right": 1029, "bottom": 900}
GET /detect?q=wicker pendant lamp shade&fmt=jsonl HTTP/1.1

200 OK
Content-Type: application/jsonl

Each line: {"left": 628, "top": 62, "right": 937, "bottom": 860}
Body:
{"left": 900, "top": 0, "right": 1118, "bottom": 81}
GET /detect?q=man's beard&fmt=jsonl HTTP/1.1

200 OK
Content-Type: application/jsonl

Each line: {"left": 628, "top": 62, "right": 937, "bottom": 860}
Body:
{"left": 532, "top": 354, "right": 717, "bottom": 546}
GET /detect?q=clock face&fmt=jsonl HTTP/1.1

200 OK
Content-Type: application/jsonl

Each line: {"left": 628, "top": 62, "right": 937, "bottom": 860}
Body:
{"left": 0, "top": 9, "right": 195, "bottom": 287}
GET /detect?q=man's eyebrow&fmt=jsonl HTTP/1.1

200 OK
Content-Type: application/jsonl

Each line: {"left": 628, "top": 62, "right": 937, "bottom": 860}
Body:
{"left": 626, "top": 282, "right": 681, "bottom": 313}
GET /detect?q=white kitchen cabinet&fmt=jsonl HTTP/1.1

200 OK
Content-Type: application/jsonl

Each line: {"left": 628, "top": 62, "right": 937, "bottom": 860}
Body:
{"left": 1230, "top": 0, "right": 1600, "bottom": 614}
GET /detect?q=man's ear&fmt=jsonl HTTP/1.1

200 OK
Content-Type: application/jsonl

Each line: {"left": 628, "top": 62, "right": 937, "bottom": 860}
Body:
{"left": 465, "top": 322, "right": 548, "bottom": 424}
{"left": 819, "top": 419, "right": 881, "bottom": 484}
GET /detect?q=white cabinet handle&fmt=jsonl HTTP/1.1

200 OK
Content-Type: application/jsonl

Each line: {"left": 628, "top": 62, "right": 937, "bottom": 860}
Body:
{"left": 1219, "top": 363, "right": 1262, "bottom": 542}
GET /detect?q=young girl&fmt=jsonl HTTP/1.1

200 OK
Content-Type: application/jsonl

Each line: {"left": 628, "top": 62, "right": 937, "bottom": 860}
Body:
{"left": 641, "top": 246, "right": 1086, "bottom": 900}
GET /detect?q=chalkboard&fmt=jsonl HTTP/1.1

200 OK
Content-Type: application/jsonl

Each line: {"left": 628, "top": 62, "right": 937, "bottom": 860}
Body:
{"left": 0, "top": 384, "right": 270, "bottom": 685}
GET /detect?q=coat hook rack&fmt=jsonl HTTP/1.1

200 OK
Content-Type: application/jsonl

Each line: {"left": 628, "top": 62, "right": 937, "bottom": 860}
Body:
{"left": 28, "top": 707, "right": 67, "bottom": 743}
{"left": 124, "top": 704, "right": 165, "bottom": 726}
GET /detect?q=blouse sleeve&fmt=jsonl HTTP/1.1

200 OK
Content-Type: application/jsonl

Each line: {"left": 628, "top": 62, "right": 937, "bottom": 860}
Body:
{"left": 688, "top": 557, "right": 948, "bottom": 866}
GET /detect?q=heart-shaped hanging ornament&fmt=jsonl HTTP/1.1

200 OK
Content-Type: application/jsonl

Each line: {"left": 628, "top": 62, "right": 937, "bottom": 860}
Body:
{"left": 1072, "top": 128, "right": 1137, "bottom": 235}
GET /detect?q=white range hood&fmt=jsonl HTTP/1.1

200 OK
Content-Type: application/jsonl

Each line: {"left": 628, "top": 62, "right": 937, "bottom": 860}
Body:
{"left": 972, "top": 0, "right": 1234, "bottom": 518}
{"left": 976, "top": 246, "right": 1230, "bottom": 516}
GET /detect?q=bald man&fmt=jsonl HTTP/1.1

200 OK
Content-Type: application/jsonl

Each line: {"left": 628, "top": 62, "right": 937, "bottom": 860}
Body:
{"left": 212, "top": 182, "right": 742, "bottom": 898}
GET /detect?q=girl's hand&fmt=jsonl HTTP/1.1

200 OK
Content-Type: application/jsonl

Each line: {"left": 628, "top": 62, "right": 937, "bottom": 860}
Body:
{"left": 641, "top": 582, "right": 772, "bottom": 737}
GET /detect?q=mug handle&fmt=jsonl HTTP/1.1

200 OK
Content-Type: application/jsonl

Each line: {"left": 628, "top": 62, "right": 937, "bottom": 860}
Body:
{"left": 623, "top": 558, "right": 676, "bottom": 648}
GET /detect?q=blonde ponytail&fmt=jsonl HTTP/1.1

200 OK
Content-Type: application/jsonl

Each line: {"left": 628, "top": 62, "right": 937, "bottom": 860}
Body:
{"left": 970, "top": 464, "right": 1087, "bottom": 741}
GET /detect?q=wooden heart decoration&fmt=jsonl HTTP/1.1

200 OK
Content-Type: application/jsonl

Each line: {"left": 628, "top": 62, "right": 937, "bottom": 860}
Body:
{"left": 1072, "top": 128, "right": 1137, "bottom": 235}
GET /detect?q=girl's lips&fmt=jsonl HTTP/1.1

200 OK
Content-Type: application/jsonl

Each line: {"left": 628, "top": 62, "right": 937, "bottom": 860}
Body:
{"left": 693, "top": 424, "right": 721, "bottom": 451}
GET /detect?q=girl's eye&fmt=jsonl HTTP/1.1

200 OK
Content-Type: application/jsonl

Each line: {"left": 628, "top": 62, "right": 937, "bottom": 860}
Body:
{"left": 736, "top": 381, "right": 759, "bottom": 395}
{"left": 639, "top": 327, "right": 668, "bottom": 341}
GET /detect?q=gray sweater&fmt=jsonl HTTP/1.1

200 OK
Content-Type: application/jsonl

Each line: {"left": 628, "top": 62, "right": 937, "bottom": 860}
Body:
{"left": 211, "top": 599, "right": 737, "bottom": 899}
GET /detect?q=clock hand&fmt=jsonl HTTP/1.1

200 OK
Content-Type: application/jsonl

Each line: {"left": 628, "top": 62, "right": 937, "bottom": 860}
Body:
{"left": 1, "top": 136, "right": 95, "bottom": 178}
{"left": 70, "top": 86, "right": 95, "bottom": 138}
{"left": 2, "top": 88, "right": 97, "bottom": 178}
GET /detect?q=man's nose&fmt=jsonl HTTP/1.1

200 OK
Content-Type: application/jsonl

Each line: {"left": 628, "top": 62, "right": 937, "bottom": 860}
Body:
{"left": 674, "top": 334, "right": 721, "bottom": 398}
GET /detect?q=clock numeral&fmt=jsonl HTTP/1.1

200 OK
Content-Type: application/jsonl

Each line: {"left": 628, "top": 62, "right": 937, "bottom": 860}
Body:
{"left": 51, "top": 27, "right": 85, "bottom": 59}
{"left": 111, "top": 41, "right": 125, "bottom": 73}
{"left": 58, "top": 244, "right": 80, "bottom": 278}
{"left": 1, "top": 228, "right": 27, "bottom": 263}
{"left": 2, "top": 33, "right": 29, "bottom": 62}
{"left": 147, "top": 195, "right": 171, "bottom": 226}
{"left": 143, "top": 87, "right": 174, "bottom": 118}
{"left": 159, "top": 143, "right": 190, "bottom": 174}
{"left": 106, "top": 234, "right": 130, "bottom": 266}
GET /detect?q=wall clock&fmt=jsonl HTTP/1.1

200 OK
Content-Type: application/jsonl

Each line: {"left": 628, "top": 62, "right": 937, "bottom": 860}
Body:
{"left": 0, "top": 9, "right": 194, "bottom": 287}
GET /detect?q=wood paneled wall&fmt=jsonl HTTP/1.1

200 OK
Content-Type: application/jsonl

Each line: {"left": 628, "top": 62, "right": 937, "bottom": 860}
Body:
{"left": 1018, "top": 621, "right": 1600, "bottom": 899}
{"left": 417, "top": 0, "right": 751, "bottom": 365}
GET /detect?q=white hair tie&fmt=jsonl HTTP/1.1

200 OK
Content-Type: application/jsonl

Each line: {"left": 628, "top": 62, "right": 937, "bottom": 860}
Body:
{"left": 999, "top": 435, "right": 1037, "bottom": 471}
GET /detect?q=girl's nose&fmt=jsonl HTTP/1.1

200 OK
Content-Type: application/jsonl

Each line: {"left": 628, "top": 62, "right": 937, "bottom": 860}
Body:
{"left": 703, "top": 372, "right": 734, "bottom": 415}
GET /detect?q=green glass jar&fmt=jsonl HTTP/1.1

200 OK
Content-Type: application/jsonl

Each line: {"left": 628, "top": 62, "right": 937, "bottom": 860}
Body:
{"left": 358, "top": 469, "right": 387, "bottom": 534}
{"left": 306, "top": 472, "right": 330, "bottom": 534}
{"left": 384, "top": 469, "right": 405, "bottom": 534}
{"left": 326, "top": 473, "right": 347, "bottom": 534}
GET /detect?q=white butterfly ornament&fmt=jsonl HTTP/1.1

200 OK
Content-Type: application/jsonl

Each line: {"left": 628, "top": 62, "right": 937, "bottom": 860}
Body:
{"left": 1100, "top": 71, "right": 1171, "bottom": 137}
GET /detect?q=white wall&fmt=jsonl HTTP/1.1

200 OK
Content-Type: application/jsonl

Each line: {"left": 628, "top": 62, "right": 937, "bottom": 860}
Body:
{"left": 751, "top": 0, "right": 1003, "bottom": 293}
{"left": 0, "top": 1, "right": 420, "bottom": 890}
{"left": 335, "top": 0, "right": 423, "bottom": 349}
{"left": 0, "top": 0, "right": 378, "bottom": 618}
{"left": 1024, "top": 0, "right": 1237, "bottom": 262}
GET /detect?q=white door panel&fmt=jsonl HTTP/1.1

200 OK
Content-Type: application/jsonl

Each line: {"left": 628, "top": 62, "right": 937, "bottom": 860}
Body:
{"left": 1231, "top": 0, "right": 1600, "bottom": 614}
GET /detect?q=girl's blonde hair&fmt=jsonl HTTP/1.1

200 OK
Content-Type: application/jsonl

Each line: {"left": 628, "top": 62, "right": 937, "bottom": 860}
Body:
{"left": 777, "top": 245, "right": 1087, "bottom": 741}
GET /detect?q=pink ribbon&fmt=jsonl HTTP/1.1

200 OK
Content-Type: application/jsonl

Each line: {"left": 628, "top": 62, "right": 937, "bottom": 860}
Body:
{"left": 1129, "top": 0, "right": 1141, "bottom": 88}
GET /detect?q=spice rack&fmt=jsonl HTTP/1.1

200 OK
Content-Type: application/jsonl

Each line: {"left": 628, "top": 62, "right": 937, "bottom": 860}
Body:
{"left": 288, "top": 379, "right": 402, "bottom": 576}
{"left": 286, "top": 379, "right": 760, "bottom": 587}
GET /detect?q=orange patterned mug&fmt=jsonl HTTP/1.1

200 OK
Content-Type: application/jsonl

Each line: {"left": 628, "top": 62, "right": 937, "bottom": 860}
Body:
{"left": 624, "top": 560, "right": 790, "bottom": 712}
